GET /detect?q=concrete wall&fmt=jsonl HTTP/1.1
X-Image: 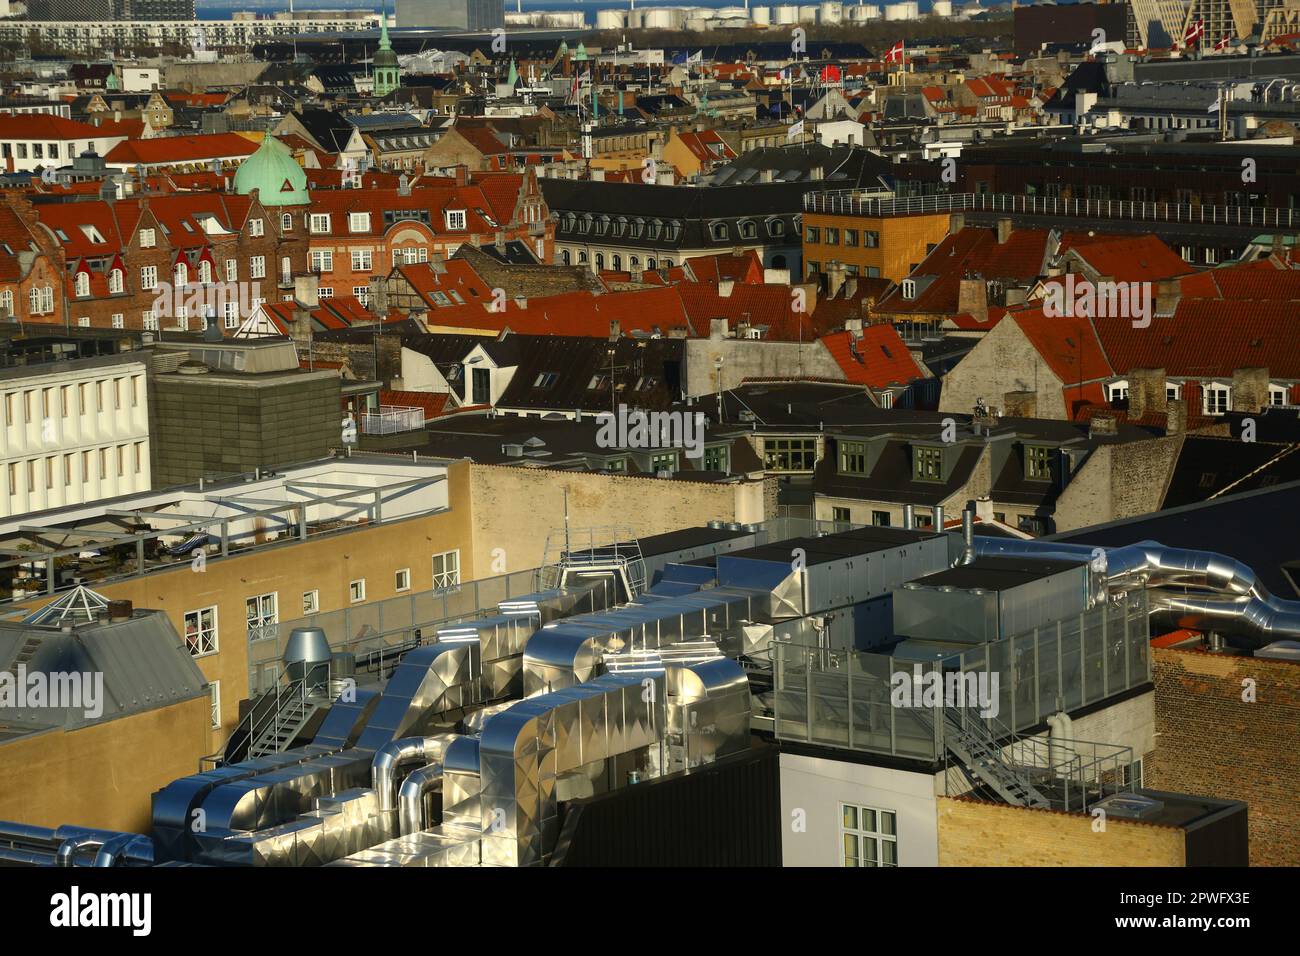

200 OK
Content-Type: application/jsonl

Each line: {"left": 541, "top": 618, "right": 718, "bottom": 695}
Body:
{"left": 937, "top": 797, "right": 1185, "bottom": 866}
{"left": 1149, "top": 646, "right": 1300, "bottom": 866}
{"left": 779, "top": 751, "right": 942, "bottom": 866}
{"left": 465, "top": 463, "right": 773, "bottom": 578}
{"left": 684, "top": 336, "right": 845, "bottom": 397}
{"left": 939, "top": 317, "right": 1070, "bottom": 420}
{"left": 0, "top": 695, "right": 210, "bottom": 834}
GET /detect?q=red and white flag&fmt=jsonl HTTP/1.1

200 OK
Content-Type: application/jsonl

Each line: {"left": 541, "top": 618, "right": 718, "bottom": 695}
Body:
{"left": 884, "top": 40, "right": 905, "bottom": 64}
{"left": 1215, "top": 33, "right": 1231, "bottom": 51}
{"left": 1183, "top": 17, "right": 1205, "bottom": 48}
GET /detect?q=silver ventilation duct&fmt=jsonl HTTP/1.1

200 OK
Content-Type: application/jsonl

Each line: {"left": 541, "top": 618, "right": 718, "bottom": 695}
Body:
{"left": 398, "top": 765, "right": 443, "bottom": 836}
{"left": 974, "top": 538, "right": 1300, "bottom": 643}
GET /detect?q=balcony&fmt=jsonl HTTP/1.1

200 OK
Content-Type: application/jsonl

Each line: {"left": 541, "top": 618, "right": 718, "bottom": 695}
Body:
{"left": 359, "top": 405, "right": 425, "bottom": 435}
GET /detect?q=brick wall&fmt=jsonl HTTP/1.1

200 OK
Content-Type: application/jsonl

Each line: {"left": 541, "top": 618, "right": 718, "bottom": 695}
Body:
{"left": 1149, "top": 646, "right": 1300, "bottom": 866}
{"left": 1052, "top": 435, "right": 1182, "bottom": 532}
{"left": 939, "top": 317, "right": 1069, "bottom": 420}
{"left": 938, "top": 796, "right": 1185, "bottom": 866}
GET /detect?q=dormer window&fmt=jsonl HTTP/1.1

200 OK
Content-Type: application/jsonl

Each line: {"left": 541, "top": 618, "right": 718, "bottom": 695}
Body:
{"left": 914, "top": 446, "right": 943, "bottom": 481}
{"left": 710, "top": 221, "right": 729, "bottom": 241}
{"left": 1107, "top": 380, "right": 1129, "bottom": 403}
{"left": 349, "top": 212, "right": 371, "bottom": 233}
{"left": 902, "top": 279, "right": 917, "bottom": 300}
{"left": 74, "top": 272, "right": 90, "bottom": 297}
{"left": 1203, "top": 382, "right": 1232, "bottom": 416}
{"left": 1025, "top": 445, "right": 1053, "bottom": 482}
{"left": 108, "top": 268, "right": 123, "bottom": 294}
{"left": 739, "top": 220, "right": 757, "bottom": 240}
{"left": 767, "top": 218, "right": 785, "bottom": 237}
{"left": 840, "top": 440, "right": 868, "bottom": 475}
{"left": 446, "top": 209, "right": 467, "bottom": 231}
{"left": 309, "top": 213, "right": 331, "bottom": 234}
{"left": 1269, "top": 383, "right": 1291, "bottom": 407}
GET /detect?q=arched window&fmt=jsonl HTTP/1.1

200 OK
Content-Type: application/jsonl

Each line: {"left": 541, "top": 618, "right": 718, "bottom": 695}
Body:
{"left": 578, "top": 251, "right": 588, "bottom": 264}
{"left": 281, "top": 213, "right": 293, "bottom": 231}
{"left": 108, "top": 268, "right": 124, "bottom": 294}
{"left": 595, "top": 253, "right": 605, "bottom": 270}
{"left": 739, "top": 220, "right": 757, "bottom": 240}
{"left": 199, "top": 260, "right": 212, "bottom": 284}
{"left": 612, "top": 254, "right": 622, "bottom": 271}
{"left": 173, "top": 262, "right": 187, "bottom": 288}
{"left": 561, "top": 249, "right": 571, "bottom": 265}
{"left": 74, "top": 272, "right": 90, "bottom": 297}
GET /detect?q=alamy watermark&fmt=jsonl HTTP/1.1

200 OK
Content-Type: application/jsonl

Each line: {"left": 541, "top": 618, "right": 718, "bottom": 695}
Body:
{"left": 0, "top": 665, "right": 103, "bottom": 719}
{"left": 151, "top": 280, "right": 262, "bottom": 323}
{"left": 595, "top": 403, "right": 706, "bottom": 459}
{"left": 890, "top": 664, "right": 1000, "bottom": 718}
{"left": 1044, "top": 275, "right": 1152, "bottom": 328}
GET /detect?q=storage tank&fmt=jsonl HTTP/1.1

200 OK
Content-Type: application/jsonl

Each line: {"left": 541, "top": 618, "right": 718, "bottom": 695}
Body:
{"left": 819, "top": 2, "right": 843, "bottom": 23}
{"left": 643, "top": 6, "right": 681, "bottom": 28}
{"left": 775, "top": 4, "right": 799, "bottom": 24}
{"left": 930, "top": 0, "right": 952, "bottom": 15}
{"left": 719, "top": 5, "right": 748, "bottom": 17}
{"left": 798, "top": 4, "right": 819, "bottom": 22}
{"left": 884, "top": 1, "right": 914, "bottom": 20}
{"left": 751, "top": 5, "right": 771, "bottom": 24}
{"left": 846, "top": 3, "right": 880, "bottom": 20}
{"left": 628, "top": 7, "right": 644, "bottom": 27}
{"left": 596, "top": 9, "right": 627, "bottom": 30}
{"left": 685, "top": 16, "right": 714, "bottom": 30}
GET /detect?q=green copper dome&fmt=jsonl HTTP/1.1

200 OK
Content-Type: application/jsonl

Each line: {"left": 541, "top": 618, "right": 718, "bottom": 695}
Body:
{"left": 233, "top": 135, "right": 309, "bottom": 207}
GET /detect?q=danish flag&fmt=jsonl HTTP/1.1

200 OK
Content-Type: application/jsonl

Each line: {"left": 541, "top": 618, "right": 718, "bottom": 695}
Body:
{"left": 884, "top": 40, "right": 905, "bottom": 64}
{"left": 1183, "top": 17, "right": 1205, "bottom": 48}
{"left": 1215, "top": 33, "right": 1231, "bottom": 51}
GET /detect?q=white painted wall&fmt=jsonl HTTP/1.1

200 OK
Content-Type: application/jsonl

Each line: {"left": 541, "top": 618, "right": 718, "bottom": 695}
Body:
{"left": 780, "top": 751, "right": 941, "bottom": 866}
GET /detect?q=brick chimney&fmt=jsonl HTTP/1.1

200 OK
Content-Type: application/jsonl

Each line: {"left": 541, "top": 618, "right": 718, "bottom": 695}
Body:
{"left": 957, "top": 277, "right": 988, "bottom": 324}
{"left": 949, "top": 212, "right": 966, "bottom": 234}
{"left": 1002, "top": 390, "right": 1036, "bottom": 418}
{"left": 1089, "top": 414, "right": 1119, "bottom": 439}
{"left": 1128, "top": 367, "right": 1167, "bottom": 420}
{"left": 453, "top": 164, "right": 469, "bottom": 186}
{"left": 1155, "top": 278, "right": 1181, "bottom": 316}
{"left": 1231, "top": 367, "right": 1269, "bottom": 412}
{"left": 1166, "top": 398, "right": 1187, "bottom": 434}
{"left": 609, "top": 319, "right": 620, "bottom": 341}
{"left": 825, "top": 261, "right": 846, "bottom": 298}
{"left": 996, "top": 218, "right": 1013, "bottom": 244}
{"left": 710, "top": 317, "right": 728, "bottom": 339}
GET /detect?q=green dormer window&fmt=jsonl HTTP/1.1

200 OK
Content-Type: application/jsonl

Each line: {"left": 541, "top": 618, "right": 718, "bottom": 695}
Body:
{"left": 914, "top": 446, "right": 942, "bottom": 482}
{"left": 1025, "top": 445, "right": 1053, "bottom": 481}
{"left": 840, "top": 440, "right": 867, "bottom": 476}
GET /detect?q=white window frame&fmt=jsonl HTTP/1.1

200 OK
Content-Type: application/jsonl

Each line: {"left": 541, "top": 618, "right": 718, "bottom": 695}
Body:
{"left": 309, "top": 213, "right": 331, "bottom": 234}
{"left": 432, "top": 549, "right": 460, "bottom": 591}
{"left": 1106, "top": 380, "right": 1129, "bottom": 403}
{"left": 445, "top": 209, "right": 467, "bottom": 231}
{"left": 1203, "top": 382, "right": 1232, "bottom": 416}
{"left": 245, "top": 591, "right": 278, "bottom": 643}
{"left": 139, "top": 228, "right": 156, "bottom": 248}
{"left": 395, "top": 568, "right": 411, "bottom": 592}
{"left": 209, "top": 680, "right": 221, "bottom": 729}
{"left": 249, "top": 217, "right": 264, "bottom": 237}
{"left": 140, "top": 264, "right": 157, "bottom": 291}
{"left": 250, "top": 255, "right": 266, "bottom": 280}
{"left": 302, "top": 589, "right": 319, "bottom": 615}
{"left": 74, "top": 271, "right": 90, "bottom": 297}
{"left": 349, "top": 212, "right": 371, "bottom": 233}
{"left": 184, "top": 605, "right": 219, "bottom": 657}
{"left": 108, "top": 268, "right": 124, "bottom": 294}
{"left": 225, "top": 258, "right": 237, "bottom": 282}
{"left": 1269, "top": 383, "right": 1291, "bottom": 407}
{"left": 840, "top": 803, "right": 898, "bottom": 867}
{"left": 351, "top": 248, "right": 373, "bottom": 272}
{"left": 349, "top": 579, "right": 366, "bottom": 603}
{"left": 310, "top": 250, "right": 333, "bottom": 273}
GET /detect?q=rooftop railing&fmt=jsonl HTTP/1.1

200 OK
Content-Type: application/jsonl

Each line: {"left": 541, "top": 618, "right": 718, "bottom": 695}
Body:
{"left": 359, "top": 405, "right": 425, "bottom": 435}
{"left": 802, "top": 189, "right": 1299, "bottom": 229}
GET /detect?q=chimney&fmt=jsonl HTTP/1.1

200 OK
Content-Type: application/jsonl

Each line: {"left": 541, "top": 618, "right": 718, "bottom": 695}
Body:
{"left": 996, "top": 218, "right": 1013, "bottom": 245}
{"left": 1231, "top": 367, "right": 1269, "bottom": 412}
{"left": 845, "top": 316, "right": 863, "bottom": 338}
{"left": 810, "top": 166, "right": 824, "bottom": 180}
{"left": 957, "top": 277, "right": 988, "bottom": 324}
{"left": 1155, "top": 278, "right": 1180, "bottom": 316}
{"left": 609, "top": 319, "right": 620, "bottom": 341}
{"left": 825, "top": 261, "right": 846, "bottom": 298}
{"left": 591, "top": 167, "right": 606, "bottom": 182}
{"left": 454, "top": 164, "right": 469, "bottom": 186}
{"left": 398, "top": 173, "right": 411, "bottom": 196}
{"left": 1166, "top": 399, "right": 1187, "bottom": 435}
{"left": 1128, "top": 367, "right": 1166, "bottom": 420}
{"left": 710, "top": 317, "right": 728, "bottom": 339}
{"left": 949, "top": 211, "right": 965, "bottom": 234}
{"left": 1089, "top": 414, "right": 1119, "bottom": 439}
{"left": 760, "top": 168, "right": 774, "bottom": 183}
{"left": 1002, "top": 390, "right": 1036, "bottom": 418}
{"left": 717, "top": 279, "right": 735, "bottom": 298}
{"left": 294, "top": 272, "right": 320, "bottom": 309}
{"left": 107, "top": 599, "right": 133, "bottom": 622}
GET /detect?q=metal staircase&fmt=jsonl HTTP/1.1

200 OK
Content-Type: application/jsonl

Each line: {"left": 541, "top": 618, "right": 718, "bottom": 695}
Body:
{"left": 536, "top": 526, "right": 647, "bottom": 601}
{"left": 941, "top": 706, "right": 1052, "bottom": 810}
{"left": 248, "top": 692, "right": 319, "bottom": 759}
{"left": 208, "top": 677, "right": 326, "bottom": 768}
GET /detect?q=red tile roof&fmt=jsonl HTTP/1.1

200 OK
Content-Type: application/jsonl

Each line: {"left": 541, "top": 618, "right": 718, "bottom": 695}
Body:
{"left": 104, "top": 133, "right": 258, "bottom": 166}
{"left": 0, "top": 114, "right": 110, "bottom": 140}
{"left": 380, "top": 389, "right": 451, "bottom": 419}
{"left": 821, "top": 326, "right": 926, "bottom": 388}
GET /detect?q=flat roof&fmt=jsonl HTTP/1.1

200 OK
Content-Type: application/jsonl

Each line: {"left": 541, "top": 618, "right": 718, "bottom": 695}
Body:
{"left": 909, "top": 556, "right": 1085, "bottom": 591}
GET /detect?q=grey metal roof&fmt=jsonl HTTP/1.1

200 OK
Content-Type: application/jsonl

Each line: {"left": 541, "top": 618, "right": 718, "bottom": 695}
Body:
{"left": 0, "top": 611, "right": 208, "bottom": 734}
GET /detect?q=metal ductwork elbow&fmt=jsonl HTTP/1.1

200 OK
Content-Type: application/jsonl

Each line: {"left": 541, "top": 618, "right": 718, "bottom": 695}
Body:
{"left": 398, "top": 765, "right": 444, "bottom": 836}
{"left": 371, "top": 735, "right": 456, "bottom": 813}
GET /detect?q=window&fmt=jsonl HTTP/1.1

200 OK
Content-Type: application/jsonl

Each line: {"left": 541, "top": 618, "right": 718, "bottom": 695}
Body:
{"left": 871, "top": 510, "right": 890, "bottom": 527}
{"left": 143, "top": 311, "right": 157, "bottom": 330}
{"left": 1203, "top": 383, "right": 1231, "bottom": 416}
{"left": 302, "top": 590, "right": 319, "bottom": 615}
{"left": 841, "top": 804, "right": 897, "bottom": 867}
{"left": 805, "top": 225, "right": 820, "bottom": 243}
{"left": 1107, "top": 380, "right": 1129, "bottom": 403}
{"left": 108, "top": 268, "right": 124, "bottom": 294}
{"left": 310, "top": 250, "right": 333, "bottom": 273}
{"left": 1166, "top": 383, "right": 1182, "bottom": 401}
{"left": 901, "top": 279, "right": 917, "bottom": 300}
{"left": 865, "top": 230, "right": 880, "bottom": 248}
{"left": 1269, "top": 384, "right": 1291, "bottom": 407}
{"left": 446, "top": 209, "right": 467, "bottom": 230}
{"left": 844, "top": 229, "right": 859, "bottom": 247}
{"left": 309, "top": 213, "right": 331, "bottom": 234}
{"left": 395, "top": 568, "right": 411, "bottom": 592}
{"left": 764, "top": 437, "right": 817, "bottom": 471}
{"left": 350, "top": 579, "right": 366, "bottom": 603}
{"left": 225, "top": 259, "right": 237, "bottom": 282}
{"left": 1025, "top": 445, "right": 1053, "bottom": 481}
{"left": 249, "top": 218, "right": 264, "bottom": 237}
{"left": 914, "top": 446, "right": 943, "bottom": 481}
{"left": 139, "top": 228, "right": 156, "bottom": 248}
{"left": 208, "top": 680, "right": 221, "bottom": 729}
{"left": 432, "top": 550, "right": 460, "bottom": 591}
{"left": 245, "top": 592, "right": 278, "bottom": 642}
{"left": 650, "top": 451, "right": 677, "bottom": 471}
{"left": 199, "top": 260, "right": 213, "bottom": 284}
{"left": 281, "top": 213, "right": 293, "bottom": 231}
{"left": 349, "top": 212, "right": 371, "bottom": 233}
{"left": 824, "top": 227, "right": 839, "bottom": 245}
{"left": 840, "top": 440, "right": 867, "bottom": 475}
{"left": 184, "top": 606, "right": 218, "bottom": 657}
{"left": 703, "top": 445, "right": 729, "bottom": 472}
{"left": 351, "top": 249, "right": 373, "bottom": 272}
{"left": 319, "top": 288, "right": 333, "bottom": 299}
{"left": 250, "top": 255, "right": 266, "bottom": 279}
{"left": 111, "top": 313, "right": 123, "bottom": 329}
{"left": 832, "top": 506, "right": 851, "bottom": 522}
